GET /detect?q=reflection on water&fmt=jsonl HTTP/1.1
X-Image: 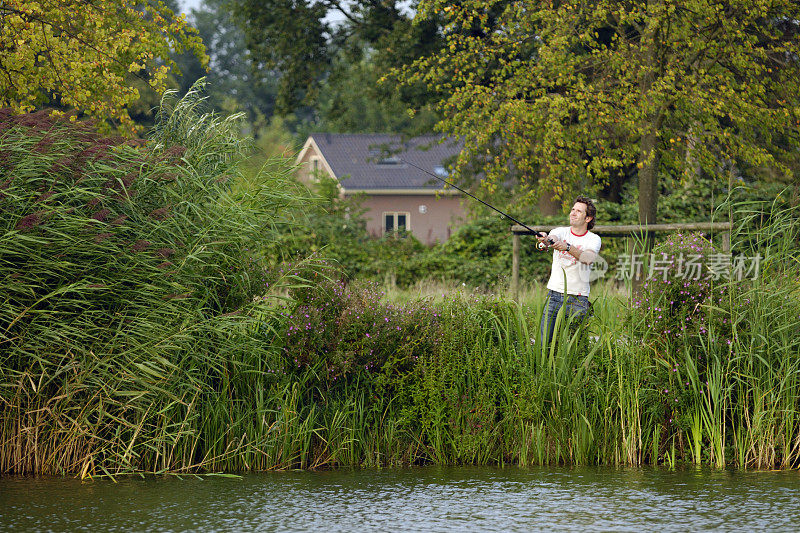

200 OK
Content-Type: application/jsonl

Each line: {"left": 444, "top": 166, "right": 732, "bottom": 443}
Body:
{"left": 2, "top": 467, "right": 800, "bottom": 532}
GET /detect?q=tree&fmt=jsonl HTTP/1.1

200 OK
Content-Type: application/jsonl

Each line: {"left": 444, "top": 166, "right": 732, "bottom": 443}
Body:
{"left": 172, "top": 0, "right": 280, "bottom": 123}
{"left": 232, "top": 0, "right": 442, "bottom": 128}
{"left": 316, "top": 47, "right": 440, "bottom": 135}
{"left": 0, "top": 0, "right": 207, "bottom": 133}
{"left": 394, "top": 0, "right": 800, "bottom": 226}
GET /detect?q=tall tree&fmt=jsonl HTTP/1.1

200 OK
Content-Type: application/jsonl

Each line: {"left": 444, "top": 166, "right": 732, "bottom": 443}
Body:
{"left": 232, "top": 0, "right": 442, "bottom": 126}
{"left": 0, "top": 0, "right": 207, "bottom": 133}
{"left": 394, "top": 0, "right": 800, "bottom": 224}
{"left": 174, "top": 0, "right": 279, "bottom": 122}
{"left": 316, "top": 46, "right": 440, "bottom": 135}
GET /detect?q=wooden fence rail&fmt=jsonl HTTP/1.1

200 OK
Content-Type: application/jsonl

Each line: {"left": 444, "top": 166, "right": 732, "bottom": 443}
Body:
{"left": 510, "top": 222, "right": 732, "bottom": 301}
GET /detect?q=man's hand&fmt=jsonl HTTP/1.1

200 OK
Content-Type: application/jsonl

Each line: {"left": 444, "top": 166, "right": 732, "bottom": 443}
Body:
{"left": 536, "top": 231, "right": 556, "bottom": 245}
{"left": 551, "top": 239, "right": 569, "bottom": 252}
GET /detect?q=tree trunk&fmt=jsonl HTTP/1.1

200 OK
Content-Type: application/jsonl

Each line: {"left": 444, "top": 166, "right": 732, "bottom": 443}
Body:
{"left": 634, "top": 118, "right": 663, "bottom": 295}
{"left": 637, "top": 12, "right": 665, "bottom": 249}
{"left": 685, "top": 124, "right": 701, "bottom": 181}
{"left": 638, "top": 114, "right": 664, "bottom": 256}
{"left": 638, "top": 128, "right": 659, "bottom": 229}
{"left": 537, "top": 165, "right": 563, "bottom": 216}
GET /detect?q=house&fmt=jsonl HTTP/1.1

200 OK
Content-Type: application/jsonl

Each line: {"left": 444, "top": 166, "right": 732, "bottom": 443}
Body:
{"left": 295, "top": 134, "right": 466, "bottom": 244}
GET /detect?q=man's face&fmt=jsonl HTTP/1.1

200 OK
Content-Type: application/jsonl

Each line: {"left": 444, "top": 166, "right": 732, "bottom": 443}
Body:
{"left": 569, "top": 202, "right": 591, "bottom": 227}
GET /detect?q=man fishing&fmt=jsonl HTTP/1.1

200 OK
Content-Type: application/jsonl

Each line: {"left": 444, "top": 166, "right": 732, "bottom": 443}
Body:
{"left": 398, "top": 159, "right": 602, "bottom": 341}
{"left": 536, "top": 196, "right": 601, "bottom": 345}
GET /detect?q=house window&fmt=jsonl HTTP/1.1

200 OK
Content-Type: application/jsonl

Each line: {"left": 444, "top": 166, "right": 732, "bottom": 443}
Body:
{"left": 384, "top": 212, "right": 410, "bottom": 234}
{"left": 377, "top": 156, "right": 401, "bottom": 166}
{"left": 309, "top": 157, "right": 320, "bottom": 177}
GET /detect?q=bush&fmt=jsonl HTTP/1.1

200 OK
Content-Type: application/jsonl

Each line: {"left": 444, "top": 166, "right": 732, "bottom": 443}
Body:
{"left": 279, "top": 278, "right": 442, "bottom": 387}
{"left": 627, "top": 197, "right": 800, "bottom": 467}
{"left": 631, "top": 232, "right": 722, "bottom": 345}
{"left": 272, "top": 175, "right": 376, "bottom": 278}
{"left": 405, "top": 216, "right": 553, "bottom": 288}
{"left": 0, "top": 84, "right": 310, "bottom": 475}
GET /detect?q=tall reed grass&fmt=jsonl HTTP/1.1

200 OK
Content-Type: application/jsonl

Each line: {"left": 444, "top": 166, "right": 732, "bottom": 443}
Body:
{"left": 0, "top": 84, "right": 315, "bottom": 476}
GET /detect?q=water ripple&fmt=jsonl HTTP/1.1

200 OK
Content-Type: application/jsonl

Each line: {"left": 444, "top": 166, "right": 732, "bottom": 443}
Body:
{"left": 2, "top": 467, "right": 800, "bottom": 532}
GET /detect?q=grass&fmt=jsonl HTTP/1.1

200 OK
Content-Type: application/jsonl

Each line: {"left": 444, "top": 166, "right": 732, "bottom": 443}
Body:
{"left": 0, "top": 85, "right": 315, "bottom": 476}
{"left": 381, "top": 277, "right": 627, "bottom": 309}
{"left": 7, "top": 239, "right": 797, "bottom": 474}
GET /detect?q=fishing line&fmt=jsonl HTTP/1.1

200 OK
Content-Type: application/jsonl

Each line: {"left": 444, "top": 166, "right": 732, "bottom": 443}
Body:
{"left": 399, "top": 158, "right": 555, "bottom": 248}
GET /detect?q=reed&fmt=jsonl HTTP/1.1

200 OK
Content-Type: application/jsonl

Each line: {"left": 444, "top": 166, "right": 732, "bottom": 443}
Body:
{"left": 0, "top": 84, "right": 315, "bottom": 476}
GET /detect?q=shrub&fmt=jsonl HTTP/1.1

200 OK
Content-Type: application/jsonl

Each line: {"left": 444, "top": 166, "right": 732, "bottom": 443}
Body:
{"left": 271, "top": 175, "right": 375, "bottom": 279}
{"left": 406, "top": 216, "right": 552, "bottom": 288}
{"left": 631, "top": 232, "right": 723, "bottom": 345}
{"left": 279, "top": 278, "right": 442, "bottom": 387}
{"left": 0, "top": 83, "right": 310, "bottom": 475}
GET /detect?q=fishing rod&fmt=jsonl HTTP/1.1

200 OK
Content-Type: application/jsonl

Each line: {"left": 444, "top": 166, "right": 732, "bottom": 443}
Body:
{"left": 400, "top": 158, "right": 555, "bottom": 249}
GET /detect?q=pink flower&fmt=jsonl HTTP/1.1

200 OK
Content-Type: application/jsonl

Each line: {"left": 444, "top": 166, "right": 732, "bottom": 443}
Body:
{"left": 15, "top": 212, "right": 43, "bottom": 231}
{"left": 91, "top": 208, "right": 110, "bottom": 222}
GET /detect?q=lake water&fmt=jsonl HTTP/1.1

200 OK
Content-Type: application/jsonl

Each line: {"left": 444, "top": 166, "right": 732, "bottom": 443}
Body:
{"left": 2, "top": 466, "right": 799, "bottom": 531}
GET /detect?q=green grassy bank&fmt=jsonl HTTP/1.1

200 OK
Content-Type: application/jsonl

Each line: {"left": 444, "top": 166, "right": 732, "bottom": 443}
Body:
{"left": 2, "top": 91, "right": 799, "bottom": 476}
{"left": 4, "top": 259, "right": 799, "bottom": 475}
{"left": 232, "top": 245, "right": 800, "bottom": 471}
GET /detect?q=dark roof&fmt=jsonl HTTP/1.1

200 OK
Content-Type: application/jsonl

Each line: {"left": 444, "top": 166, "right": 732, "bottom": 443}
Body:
{"left": 310, "top": 133, "right": 462, "bottom": 190}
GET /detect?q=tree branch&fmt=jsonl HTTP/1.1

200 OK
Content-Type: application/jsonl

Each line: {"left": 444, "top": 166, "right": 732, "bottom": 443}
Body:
{"left": 321, "top": 0, "right": 363, "bottom": 25}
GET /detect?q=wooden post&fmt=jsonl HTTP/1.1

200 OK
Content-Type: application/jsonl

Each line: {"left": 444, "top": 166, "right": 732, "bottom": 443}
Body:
{"left": 511, "top": 232, "right": 520, "bottom": 301}
{"left": 632, "top": 231, "right": 652, "bottom": 295}
{"left": 722, "top": 232, "right": 730, "bottom": 253}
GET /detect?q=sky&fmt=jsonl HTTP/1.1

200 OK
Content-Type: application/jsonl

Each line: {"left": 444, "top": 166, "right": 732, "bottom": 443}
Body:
{"left": 178, "top": 0, "right": 360, "bottom": 24}
{"left": 179, "top": 0, "right": 202, "bottom": 16}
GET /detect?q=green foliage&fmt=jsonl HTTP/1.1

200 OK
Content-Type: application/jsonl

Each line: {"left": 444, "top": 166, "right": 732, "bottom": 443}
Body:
{"left": 272, "top": 191, "right": 556, "bottom": 289}
{"left": 370, "top": 232, "right": 428, "bottom": 286}
{"left": 271, "top": 175, "right": 374, "bottom": 278}
{"left": 280, "top": 278, "right": 441, "bottom": 387}
{"left": 406, "top": 216, "right": 553, "bottom": 287}
{"left": 407, "top": 297, "right": 530, "bottom": 464}
{"left": 316, "top": 49, "right": 440, "bottom": 135}
{"left": 628, "top": 196, "right": 800, "bottom": 467}
{"left": 232, "top": 0, "right": 443, "bottom": 134}
{"left": 175, "top": 0, "right": 281, "bottom": 125}
{"left": 631, "top": 232, "right": 721, "bottom": 346}
{"left": 1, "top": 0, "right": 208, "bottom": 134}
{"left": 274, "top": 196, "right": 555, "bottom": 289}
{"left": 394, "top": 0, "right": 800, "bottom": 223}
{"left": 232, "top": 0, "right": 330, "bottom": 113}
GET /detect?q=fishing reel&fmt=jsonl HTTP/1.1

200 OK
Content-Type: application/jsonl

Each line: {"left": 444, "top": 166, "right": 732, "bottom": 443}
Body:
{"left": 536, "top": 232, "right": 555, "bottom": 251}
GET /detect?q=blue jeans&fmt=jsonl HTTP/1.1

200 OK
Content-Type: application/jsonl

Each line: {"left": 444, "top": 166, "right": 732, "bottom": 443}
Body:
{"left": 539, "top": 290, "right": 591, "bottom": 345}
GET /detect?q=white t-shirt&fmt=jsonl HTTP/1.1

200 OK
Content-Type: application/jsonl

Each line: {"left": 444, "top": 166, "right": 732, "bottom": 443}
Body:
{"left": 545, "top": 227, "right": 602, "bottom": 296}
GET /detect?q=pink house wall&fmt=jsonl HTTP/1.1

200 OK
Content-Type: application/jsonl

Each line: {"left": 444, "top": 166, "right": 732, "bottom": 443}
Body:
{"left": 353, "top": 194, "right": 465, "bottom": 245}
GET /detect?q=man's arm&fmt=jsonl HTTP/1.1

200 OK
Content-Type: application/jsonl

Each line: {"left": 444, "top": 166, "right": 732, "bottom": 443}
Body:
{"left": 551, "top": 239, "right": 597, "bottom": 265}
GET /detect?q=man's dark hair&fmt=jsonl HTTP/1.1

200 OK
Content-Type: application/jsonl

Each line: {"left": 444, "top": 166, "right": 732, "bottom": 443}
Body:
{"left": 575, "top": 196, "right": 596, "bottom": 230}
